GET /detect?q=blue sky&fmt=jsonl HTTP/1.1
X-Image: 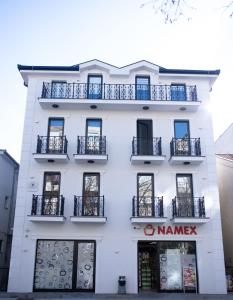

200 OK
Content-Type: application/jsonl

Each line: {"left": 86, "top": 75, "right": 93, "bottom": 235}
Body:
{"left": 0, "top": 0, "right": 232, "bottom": 161}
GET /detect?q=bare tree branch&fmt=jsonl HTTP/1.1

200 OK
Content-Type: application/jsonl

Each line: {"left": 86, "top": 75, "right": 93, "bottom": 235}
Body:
{"left": 141, "top": 0, "right": 196, "bottom": 23}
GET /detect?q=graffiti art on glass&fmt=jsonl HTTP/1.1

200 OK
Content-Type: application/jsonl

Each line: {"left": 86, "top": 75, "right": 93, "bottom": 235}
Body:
{"left": 76, "top": 242, "right": 95, "bottom": 289}
{"left": 34, "top": 240, "right": 74, "bottom": 289}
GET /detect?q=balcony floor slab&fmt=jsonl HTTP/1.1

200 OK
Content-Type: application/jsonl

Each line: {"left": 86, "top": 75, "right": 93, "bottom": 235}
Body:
{"left": 70, "top": 216, "right": 107, "bottom": 223}
{"left": 130, "top": 217, "right": 167, "bottom": 224}
{"left": 28, "top": 215, "right": 66, "bottom": 222}
{"left": 39, "top": 98, "right": 200, "bottom": 112}
{"left": 33, "top": 153, "right": 69, "bottom": 163}
{"left": 74, "top": 154, "right": 108, "bottom": 164}
{"left": 169, "top": 156, "right": 205, "bottom": 165}
{"left": 171, "top": 217, "right": 209, "bottom": 224}
{"left": 131, "top": 155, "right": 165, "bottom": 165}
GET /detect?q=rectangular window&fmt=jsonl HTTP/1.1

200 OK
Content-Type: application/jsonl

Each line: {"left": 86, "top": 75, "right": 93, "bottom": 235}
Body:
{"left": 51, "top": 81, "right": 67, "bottom": 98}
{"left": 46, "top": 118, "right": 65, "bottom": 153}
{"left": 171, "top": 84, "right": 186, "bottom": 101}
{"left": 85, "top": 119, "right": 102, "bottom": 154}
{"left": 4, "top": 196, "right": 9, "bottom": 209}
{"left": 176, "top": 174, "right": 194, "bottom": 217}
{"left": 34, "top": 240, "right": 96, "bottom": 291}
{"left": 42, "top": 172, "right": 61, "bottom": 215}
{"left": 87, "top": 75, "right": 102, "bottom": 99}
{"left": 82, "top": 173, "right": 100, "bottom": 216}
{"left": 136, "top": 76, "right": 150, "bottom": 100}
{"left": 136, "top": 120, "right": 153, "bottom": 155}
{"left": 174, "top": 120, "right": 190, "bottom": 155}
{"left": 137, "top": 174, "right": 154, "bottom": 216}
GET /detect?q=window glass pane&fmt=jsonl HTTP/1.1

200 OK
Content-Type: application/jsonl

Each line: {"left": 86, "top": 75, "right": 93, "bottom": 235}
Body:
{"left": 84, "top": 174, "right": 99, "bottom": 195}
{"left": 51, "top": 81, "right": 67, "bottom": 98}
{"left": 138, "top": 175, "right": 153, "bottom": 198}
{"left": 88, "top": 76, "right": 102, "bottom": 84}
{"left": 34, "top": 240, "right": 74, "bottom": 289}
{"left": 174, "top": 121, "right": 189, "bottom": 139}
{"left": 48, "top": 119, "right": 64, "bottom": 137}
{"left": 171, "top": 84, "right": 186, "bottom": 101}
{"left": 136, "top": 77, "right": 150, "bottom": 100}
{"left": 176, "top": 175, "right": 192, "bottom": 197}
{"left": 44, "top": 174, "right": 60, "bottom": 192}
{"left": 76, "top": 242, "right": 95, "bottom": 289}
{"left": 88, "top": 76, "right": 102, "bottom": 99}
{"left": 87, "top": 120, "right": 101, "bottom": 136}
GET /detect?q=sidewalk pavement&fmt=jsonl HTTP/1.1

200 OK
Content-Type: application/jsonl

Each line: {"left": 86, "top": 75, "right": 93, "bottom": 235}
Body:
{"left": 0, "top": 293, "right": 233, "bottom": 300}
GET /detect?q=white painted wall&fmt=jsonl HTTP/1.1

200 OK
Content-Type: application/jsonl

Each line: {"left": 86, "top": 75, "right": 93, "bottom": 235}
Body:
{"left": 8, "top": 62, "right": 226, "bottom": 294}
{"left": 216, "top": 156, "right": 233, "bottom": 267}
{"left": 215, "top": 124, "right": 233, "bottom": 154}
{"left": 0, "top": 152, "right": 18, "bottom": 267}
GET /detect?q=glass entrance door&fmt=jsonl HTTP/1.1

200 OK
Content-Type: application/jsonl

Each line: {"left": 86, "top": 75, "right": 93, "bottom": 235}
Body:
{"left": 138, "top": 242, "right": 159, "bottom": 291}
{"left": 137, "top": 120, "right": 153, "bottom": 155}
{"left": 76, "top": 242, "right": 95, "bottom": 290}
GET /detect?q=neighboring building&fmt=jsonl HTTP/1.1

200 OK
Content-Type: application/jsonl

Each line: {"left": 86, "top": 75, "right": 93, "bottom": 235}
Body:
{"left": 8, "top": 59, "right": 226, "bottom": 294}
{"left": 0, "top": 150, "right": 19, "bottom": 291}
{"left": 216, "top": 124, "right": 233, "bottom": 291}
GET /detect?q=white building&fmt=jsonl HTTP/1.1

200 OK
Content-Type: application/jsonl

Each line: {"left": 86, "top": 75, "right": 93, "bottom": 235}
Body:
{"left": 0, "top": 150, "right": 19, "bottom": 290}
{"left": 215, "top": 124, "right": 233, "bottom": 291}
{"left": 8, "top": 59, "right": 226, "bottom": 294}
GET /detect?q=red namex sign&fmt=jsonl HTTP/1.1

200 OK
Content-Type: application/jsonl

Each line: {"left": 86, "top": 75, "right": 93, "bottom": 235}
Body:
{"left": 144, "top": 224, "right": 197, "bottom": 236}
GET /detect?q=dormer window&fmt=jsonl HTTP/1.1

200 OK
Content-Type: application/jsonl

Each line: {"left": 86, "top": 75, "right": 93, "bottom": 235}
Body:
{"left": 135, "top": 76, "right": 150, "bottom": 100}
{"left": 87, "top": 75, "right": 102, "bottom": 99}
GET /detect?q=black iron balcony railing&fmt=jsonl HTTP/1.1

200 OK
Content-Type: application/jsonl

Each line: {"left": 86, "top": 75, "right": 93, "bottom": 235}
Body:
{"left": 41, "top": 82, "right": 197, "bottom": 101}
{"left": 132, "top": 137, "right": 162, "bottom": 156}
{"left": 36, "top": 135, "right": 68, "bottom": 154}
{"left": 31, "top": 194, "right": 65, "bottom": 216}
{"left": 73, "top": 196, "right": 105, "bottom": 217}
{"left": 170, "top": 138, "right": 201, "bottom": 157}
{"left": 172, "top": 196, "right": 206, "bottom": 218}
{"left": 132, "top": 196, "right": 164, "bottom": 217}
{"left": 77, "top": 136, "right": 106, "bottom": 155}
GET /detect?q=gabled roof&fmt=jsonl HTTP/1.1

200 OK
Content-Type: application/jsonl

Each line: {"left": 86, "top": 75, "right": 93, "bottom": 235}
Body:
{"left": 0, "top": 149, "right": 19, "bottom": 167}
{"left": 18, "top": 58, "right": 220, "bottom": 75}
{"left": 217, "top": 154, "right": 233, "bottom": 161}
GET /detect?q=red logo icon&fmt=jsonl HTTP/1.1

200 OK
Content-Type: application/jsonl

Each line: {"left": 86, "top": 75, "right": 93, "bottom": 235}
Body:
{"left": 144, "top": 224, "right": 155, "bottom": 236}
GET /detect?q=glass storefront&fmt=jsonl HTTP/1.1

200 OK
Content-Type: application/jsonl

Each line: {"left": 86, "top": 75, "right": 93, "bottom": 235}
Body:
{"left": 34, "top": 240, "right": 95, "bottom": 291}
{"left": 138, "top": 241, "right": 197, "bottom": 293}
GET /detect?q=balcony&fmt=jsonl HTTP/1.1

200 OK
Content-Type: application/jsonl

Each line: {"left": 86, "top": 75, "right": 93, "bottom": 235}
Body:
{"left": 169, "top": 138, "right": 204, "bottom": 165}
{"left": 33, "top": 136, "right": 69, "bottom": 163}
{"left": 70, "top": 196, "right": 107, "bottom": 223}
{"left": 73, "top": 136, "right": 108, "bottom": 164}
{"left": 28, "top": 195, "right": 65, "bottom": 222}
{"left": 39, "top": 82, "right": 200, "bottom": 112}
{"left": 130, "top": 196, "right": 166, "bottom": 224}
{"left": 130, "top": 137, "right": 165, "bottom": 165}
{"left": 172, "top": 196, "right": 209, "bottom": 224}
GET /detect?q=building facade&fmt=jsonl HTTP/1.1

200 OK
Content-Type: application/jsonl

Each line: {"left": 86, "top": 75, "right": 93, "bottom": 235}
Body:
{"left": 215, "top": 124, "right": 233, "bottom": 291}
{"left": 8, "top": 60, "right": 226, "bottom": 294}
{"left": 0, "top": 150, "right": 19, "bottom": 290}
